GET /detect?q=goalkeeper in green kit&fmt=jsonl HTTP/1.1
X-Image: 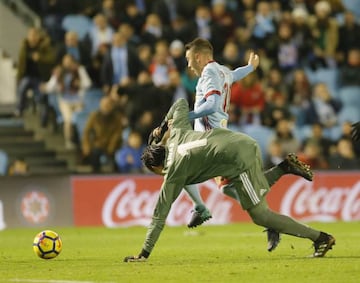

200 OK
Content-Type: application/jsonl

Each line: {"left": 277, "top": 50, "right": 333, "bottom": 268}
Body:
{"left": 124, "top": 98, "right": 335, "bottom": 262}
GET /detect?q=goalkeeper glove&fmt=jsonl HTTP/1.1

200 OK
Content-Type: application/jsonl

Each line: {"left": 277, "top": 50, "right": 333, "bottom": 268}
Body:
{"left": 148, "top": 118, "right": 168, "bottom": 145}
{"left": 124, "top": 249, "right": 150, "bottom": 262}
{"left": 351, "top": 122, "right": 360, "bottom": 141}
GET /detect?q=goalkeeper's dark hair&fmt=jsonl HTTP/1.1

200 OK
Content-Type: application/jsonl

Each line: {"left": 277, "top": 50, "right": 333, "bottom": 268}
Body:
{"left": 141, "top": 145, "right": 166, "bottom": 171}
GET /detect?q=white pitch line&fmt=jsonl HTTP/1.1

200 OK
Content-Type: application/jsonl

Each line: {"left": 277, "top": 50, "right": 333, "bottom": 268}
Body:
{"left": 10, "top": 279, "right": 116, "bottom": 283}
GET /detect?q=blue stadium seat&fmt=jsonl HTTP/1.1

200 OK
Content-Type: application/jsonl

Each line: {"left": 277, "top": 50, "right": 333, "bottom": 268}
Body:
{"left": 314, "top": 68, "right": 339, "bottom": 98}
{"left": 293, "top": 125, "right": 312, "bottom": 142}
{"left": 242, "top": 125, "right": 274, "bottom": 160}
{"left": 304, "top": 68, "right": 339, "bottom": 98}
{"left": 61, "top": 14, "right": 92, "bottom": 40}
{"left": 338, "top": 86, "right": 360, "bottom": 108}
{"left": 0, "top": 150, "right": 8, "bottom": 176}
{"left": 83, "top": 88, "right": 104, "bottom": 112}
{"left": 337, "top": 106, "right": 360, "bottom": 124}
{"left": 342, "top": 0, "right": 360, "bottom": 18}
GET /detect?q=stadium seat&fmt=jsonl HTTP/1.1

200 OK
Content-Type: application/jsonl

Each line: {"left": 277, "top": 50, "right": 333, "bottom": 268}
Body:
{"left": 314, "top": 68, "right": 339, "bottom": 98}
{"left": 83, "top": 88, "right": 104, "bottom": 112}
{"left": 342, "top": 0, "right": 360, "bottom": 18}
{"left": 61, "top": 14, "right": 92, "bottom": 40}
{"left": 0, "top": 150, "right": 8, "bottom": 176}
{"left": 337, "top": 106, "right": 360, "bottom": 124}
{"left": 293, "top": 125, "right": 312, "bottom": 142}
{"left": 242, "top": 125, "right": 274, "bottom": 160}
{"left": 338, "top": 86, "right": 360, "bottom": 108}
{"left": 304, "top": 68, "right": 339, "bottom": 98}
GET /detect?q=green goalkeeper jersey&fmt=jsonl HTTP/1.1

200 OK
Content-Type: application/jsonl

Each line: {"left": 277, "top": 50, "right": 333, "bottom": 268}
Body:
{"left": 142, "top": 98, "right": 259, "bottom": 254}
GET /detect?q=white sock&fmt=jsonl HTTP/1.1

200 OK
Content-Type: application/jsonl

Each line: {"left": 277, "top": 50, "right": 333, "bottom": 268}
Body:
{"left": 184, "top": 184, "right": 205, "bottom": 207}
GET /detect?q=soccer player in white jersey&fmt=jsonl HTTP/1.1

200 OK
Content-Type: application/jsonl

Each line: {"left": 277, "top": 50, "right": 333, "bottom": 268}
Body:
{"left": 183, "top": 38, "right": 260, "bottom": 229}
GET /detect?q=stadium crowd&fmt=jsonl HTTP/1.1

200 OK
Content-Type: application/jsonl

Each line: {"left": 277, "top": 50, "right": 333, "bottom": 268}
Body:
{"left": 4, "top": 0, "right": 360, "bottom": 173}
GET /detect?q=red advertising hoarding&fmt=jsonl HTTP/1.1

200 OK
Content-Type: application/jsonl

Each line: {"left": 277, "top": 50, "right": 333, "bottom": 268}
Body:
{"left": 72, "top": 172, "right": 360, "bottom": 227}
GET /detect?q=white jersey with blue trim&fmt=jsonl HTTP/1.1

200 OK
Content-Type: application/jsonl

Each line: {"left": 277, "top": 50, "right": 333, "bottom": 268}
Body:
{"left": 194, "top": 61, "right": 234, "bottom": 131}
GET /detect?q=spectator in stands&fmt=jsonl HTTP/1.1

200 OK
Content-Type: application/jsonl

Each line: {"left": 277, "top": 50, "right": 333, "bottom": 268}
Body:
{"left": 180, "top": 68, "right": 198, "bottom": 105}
{"left": 264, "top": 140, "right": 285, "bottom": 169}
{"left": 263, "top": 67, "right": 289, "bottom": 99}
{"left": 261, "top": 92, "right": 292, "bottom": 128}
{"left": 227, "top": 103, "right": 242, "bottom": 132}
{"left": 15, "top": 27, "right": 55, "bottom": 117}
{"left": 188, "top": 5, "right": 225, "bottom": 54}
{"left": 141, "top": 13, "right": 173, "bottom": 47}
{"left": 149, "top": 41, "right": 177, "bottom": 88}
{"left": 231, "top": 71, "right": 265, "bottom": 125}
{"left": 269, "top": 118, "right": 301, "bottom": 156}
{"left": 8, "top": 157, "right": 29, "bottom": 176}
{"left": 338, "top": 121, "right": 360, "bottom": 157}
{"left": 218, "top": 41, "right": 243, "bottom": 69}
{"left": 118, "top": 22, "right": 140, "bottom": 49}
{"left": 119, "top": 1, "right": 146, "bottom": 36}
{"left": 82, "top": 96, "right": 124, "bottom": 173}
{"left": 114, "top": 71, "right": 171, "bottom": 127}
{"left": 211, "top": 0, "right": 236, "bottom": 40}
{"left": 85, "top": 13, "right": 114, "bottom": 56}
{"left": 269, "top": 21, "right": 299, "bottom": 79}
{"left": 287, "top": 69, "right": 312, "bottom": 107}
{"left": 115, "top": 130, "right": 146, "bottom": 173}
{"left": 328, "top": 137, "right": 360, "bottom": 170}
{"left": 169, "top": 39, "right": 187, "bottom": 73}
{"left": 337, "top": 10, "right": 360, "bottom": 64}
{"left": 303, "top": 82, "right": 342, "bottom": 128}
{"left": 339, "top": 48, "right": 360, "bottom": 87}
{"left": 302, "top": 123, "right": 334, "bottom": 158}
{"left": 42, "top": 54, "right": 92, "bottom": 149}
{"left": 101, "top": 32, "right": 144, "bottom": 94}
{"left": 252, "top": 1, "right": 276, "bottom": 49}
{"left": 297, "top": 140, "right": 329, "bottom": 170}
{"left": 137, "top": 44, "right": 153, "bottom": 69}
{"left": 291, "top": 8, "right": 314, "bottom": 67}
{"left": 308, "top": 1, "right": 339, "bottom": 70}
{"left": 100, "top": 0, "right": 121, "bottom": 29}
{"left": 56, "top": 31, "right": 91, "bottom": 71}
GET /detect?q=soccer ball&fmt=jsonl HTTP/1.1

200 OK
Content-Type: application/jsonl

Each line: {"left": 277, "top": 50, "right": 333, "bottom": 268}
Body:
{"left": 33, "top": 230, "right": 62, "bottom": 259}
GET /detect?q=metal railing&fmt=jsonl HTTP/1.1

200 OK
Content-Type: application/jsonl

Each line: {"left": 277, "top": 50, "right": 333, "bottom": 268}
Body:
{"left": 1, "top": 0, "right": 41, "bottom": 27}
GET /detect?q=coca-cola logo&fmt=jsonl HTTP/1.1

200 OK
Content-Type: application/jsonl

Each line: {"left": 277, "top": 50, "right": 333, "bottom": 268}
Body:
{"left": 102, "top": 179, "right": 234, "bottom": 227}
{"left": 281, "top": 179, "right": 360, "bottom": 222}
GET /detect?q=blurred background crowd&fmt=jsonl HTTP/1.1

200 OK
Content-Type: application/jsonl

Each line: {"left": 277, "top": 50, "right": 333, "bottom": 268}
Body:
{"left": 0, "top": 0, "right": 360, "bottom": 175}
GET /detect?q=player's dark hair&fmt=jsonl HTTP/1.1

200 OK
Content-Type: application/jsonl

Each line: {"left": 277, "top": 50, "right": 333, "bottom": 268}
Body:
{"left": 141, "top": 145, "right": 166, "bottom": 172}
{"left": 185, "top": 37, "right": 213, "bottom": 54}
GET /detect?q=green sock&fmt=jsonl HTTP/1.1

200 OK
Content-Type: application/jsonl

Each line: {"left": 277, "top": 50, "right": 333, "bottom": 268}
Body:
{"left": 264, "top": 165, "right": 285, "bottom": 186}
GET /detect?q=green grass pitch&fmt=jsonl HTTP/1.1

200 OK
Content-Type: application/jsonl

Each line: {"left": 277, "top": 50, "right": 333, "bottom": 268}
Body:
{"left": 0, "top": 222, "right": 359, "bottom": 283}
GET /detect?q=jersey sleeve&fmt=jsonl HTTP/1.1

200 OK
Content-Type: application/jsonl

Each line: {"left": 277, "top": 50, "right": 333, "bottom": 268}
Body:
{"left": 231, "top": 65, "right": 253, "bottom": 83}
{"left": 142, "top": 180, "right": 183, "bottom": 254}
{"left": 166, "top": 98, "right": 192, "bottom": 130}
